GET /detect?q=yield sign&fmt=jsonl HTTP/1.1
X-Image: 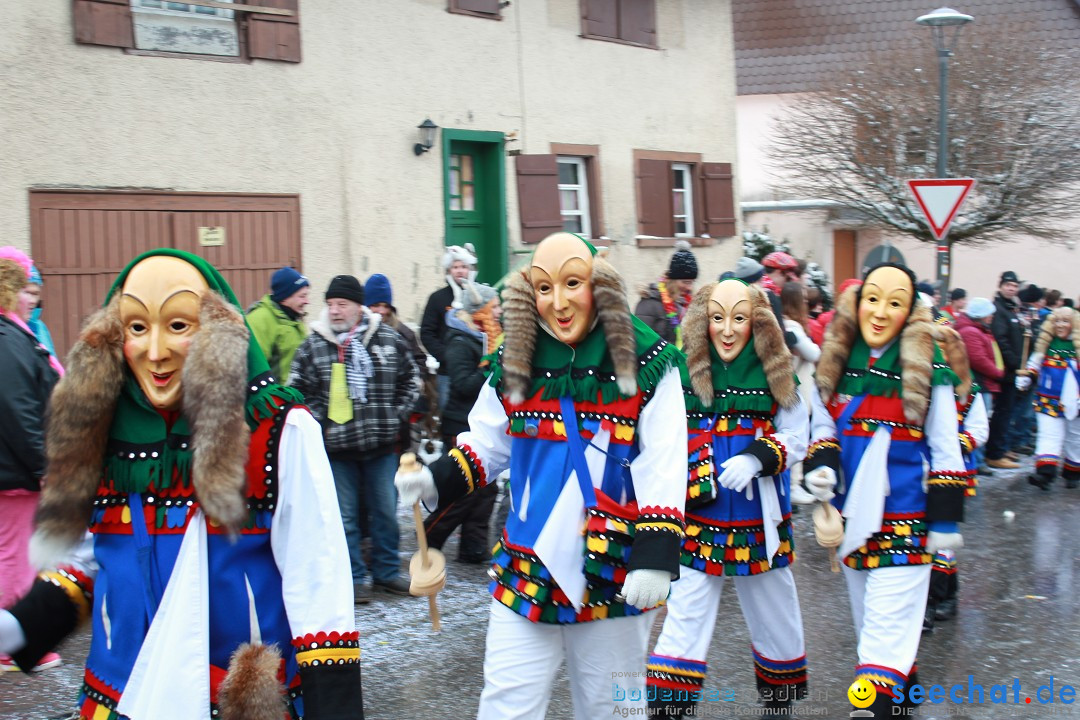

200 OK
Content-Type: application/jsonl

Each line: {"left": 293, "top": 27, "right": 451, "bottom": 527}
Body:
{"left": 906, "top": 178, "right": 975, "bottom": 241}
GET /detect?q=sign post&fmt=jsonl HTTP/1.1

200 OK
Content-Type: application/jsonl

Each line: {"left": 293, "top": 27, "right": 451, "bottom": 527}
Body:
{"left": 906, "top": 178, "right": 975, "bottom": 294}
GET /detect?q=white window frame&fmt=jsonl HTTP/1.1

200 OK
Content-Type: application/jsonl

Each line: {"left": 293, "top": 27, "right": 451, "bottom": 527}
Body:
{"left": 672, "top": 163, "right": 695, "bottom": 238}
{"left": 131, "top": 0, "right": 235, "bottom": 21}
{"left": 557, "top": 156, "right": 592, "bottom": 239}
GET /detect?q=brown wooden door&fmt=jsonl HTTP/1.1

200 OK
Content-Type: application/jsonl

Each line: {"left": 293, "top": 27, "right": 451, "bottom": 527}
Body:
{"left": 30, "top": 191, "right": 301, "bottom": 356}
{"left": 832, "top": 229, "right": 857, "bottom": 286}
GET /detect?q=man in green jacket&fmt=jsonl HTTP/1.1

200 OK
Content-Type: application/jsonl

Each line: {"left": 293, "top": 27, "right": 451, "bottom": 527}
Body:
{"left": 247, "top": 266, "right": 310, "bottom": 383}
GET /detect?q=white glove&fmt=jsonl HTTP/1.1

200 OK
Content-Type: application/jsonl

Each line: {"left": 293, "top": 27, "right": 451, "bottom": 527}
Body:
{"left": 394, "top": 464, "right": 438, "bottom": 508}
{"left": 0, "top": 610, "right": 26, "bottom": 655}
{"left": 717, "top": 454, "right": 762, "bottom": 492}
{"left": 425, "top": 355, "right": 440, "bottom": 373}
{"left": 1015, "top": 375, "right": 1032, "bottom": 392}
{"left": 926, "top": 531, "right": 964, "bottom": 555}
{"left": 618, "top": 569, "right": 671, "bottom": 610}
{"left": 804, "top": 466, "right": 837, "bottom": 502}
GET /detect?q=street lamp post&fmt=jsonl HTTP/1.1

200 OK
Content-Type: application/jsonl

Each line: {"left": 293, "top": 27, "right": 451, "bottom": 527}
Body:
{"left": 915, "top": 7, "right": 972, "bottom": 294}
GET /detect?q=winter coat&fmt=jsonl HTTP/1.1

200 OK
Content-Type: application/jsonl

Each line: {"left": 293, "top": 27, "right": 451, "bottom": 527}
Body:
{"left": 246, "top": 294, "right": 309, "bottom": 384}
{"left": 420, "top": 285, "right": 456, "bottom": 372}
{"left": 955, "top": 313, "right": 1004, "bottom": 394}
{"left": 783, "top": 317, "right": 820, "bottom": 396}
{"left": 991, "top": 293, "right": 1024, "bottom": 372}
{"left": 633, "top": 283, "right": 683, "bottom": 345}
{"left": 289, "top": 308, "right": 420, "bottom": 457}
{"left": 0, "top": 315, "right": 59, "bottom": 491}
{"left": 442, "top": 316, "right": 488, "bottom": 430}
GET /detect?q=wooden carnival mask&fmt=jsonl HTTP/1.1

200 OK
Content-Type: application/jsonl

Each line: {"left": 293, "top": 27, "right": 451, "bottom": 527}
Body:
{"left": 708, "top": 280, "right": 753, "bottom": 363}
{"left": 529, "top": 232, "right": 596, "bottom": 345}
{"left": 119, "top": 256, "right": 209, "bottom": 410}
{"left": 858, "top": 266, "right": 913, "bottom": 349}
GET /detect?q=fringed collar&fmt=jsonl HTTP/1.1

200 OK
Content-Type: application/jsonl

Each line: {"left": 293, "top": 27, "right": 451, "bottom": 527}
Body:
{"left": 837, "top": 337, "right": 956, "bottom": 398}
{"left": 682, "top": 338, "right": 784, "bottom": 415}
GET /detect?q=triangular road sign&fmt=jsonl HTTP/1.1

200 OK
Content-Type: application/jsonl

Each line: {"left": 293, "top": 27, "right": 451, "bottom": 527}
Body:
{"left": 906, "top": 178, "right": 975, "bottom": 241}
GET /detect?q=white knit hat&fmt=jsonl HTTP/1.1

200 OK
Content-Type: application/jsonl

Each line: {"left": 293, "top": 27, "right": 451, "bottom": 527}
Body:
{"left": 442, "top": 243, "right": 477, "bottom": 270}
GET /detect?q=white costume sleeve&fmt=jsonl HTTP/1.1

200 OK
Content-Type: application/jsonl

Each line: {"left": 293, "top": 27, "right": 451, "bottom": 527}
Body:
{"left": 454, "top": 380, "right": 513, "bottom": 485}
{"left": 808, "top": 384, "right": 838, "bottom": 444}
{"left": 770, "top": 396, "right": 809, "bottom": 471}
{"left": 631, "top": 367, "right": 689, "bottom": 514}
{"left": 925, "top": 384, "right": 965, "bottom": 472}
{"left": 272, "top": 408, "right": 356, "bottom": 638}
{"left": 964, "top": 392, "right": 990, "bottom": 449}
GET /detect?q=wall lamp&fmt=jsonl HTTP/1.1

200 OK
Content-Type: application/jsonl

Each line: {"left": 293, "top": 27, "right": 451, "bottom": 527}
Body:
{"left": 414, "top": 118, "right": 439, "bottom": 155}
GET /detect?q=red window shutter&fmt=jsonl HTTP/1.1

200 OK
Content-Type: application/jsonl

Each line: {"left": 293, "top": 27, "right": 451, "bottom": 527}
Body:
{"left": 515, "top": 155, "right": 564, "bottom": 245}
{"left": 73, "top": 0, "right": 134, "bottom": 49}
{"left": 247, "top": 0, "right": 301, "bottom": 63}
{"left": 701, "top": 162, "right": 736, "bottom": 238}
{"left": 582, "top": 0, "right": 618, "bottom": 38}
{"left": 618, "top": 0, "right": 656, "bottom": 46}
{"left": 637, "top": 158, "right": 674, "bottom": 238}
{"left": 455, "top": 0, "right": 500, "bottom": 14}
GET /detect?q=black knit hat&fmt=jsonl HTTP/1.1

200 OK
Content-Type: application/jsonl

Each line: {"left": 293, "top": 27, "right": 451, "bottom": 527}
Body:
{"left": 326, "top": 274, "right": 364, "bottom": 304}
{"left": 667, "top": 240, "right": 699, "bottom": 280}
{"left": 950, "top": 288, "right": 967, "bottom": 302}
{"left": 1018, "top": 284, "right": 1044, "bottom": 304}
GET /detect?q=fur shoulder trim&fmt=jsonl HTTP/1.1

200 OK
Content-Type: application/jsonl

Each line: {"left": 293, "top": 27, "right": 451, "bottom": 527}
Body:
{"left": 0, "top": 259, "right": 25, "bottom": 311}
{"left": 749, "top": 284, "right": 799, "bottom": 409}
{"left": 934, "top": 324, "right": 971, "bottom": 404}
{"left": 815, "top": 284, "right": 859, "bottom": 403}
{"left": 682, "top": 283, "right": 715, "bottom": 406}
{"left": 499, "top": 271, "right": 538, "bottom": 404}
{"left": 900, "top": 304, "right": 936, "bottom": 423}
{"left": 218, "top": 643, "right": 285, "bottom": 720}
{"left": 33, "top": 296, "right": 126, "bottom": 563}
{"left": 592, "top": 256, "right": 637, "bottom": 397}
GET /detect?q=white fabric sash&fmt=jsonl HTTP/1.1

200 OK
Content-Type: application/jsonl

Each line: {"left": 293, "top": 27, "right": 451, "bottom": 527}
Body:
{"left": 755, "top": 476, "right": 783, "bottom": 566}
{"left": 839, "top": 426, "right": 892, "bottom": 560}
{"left": 116, "top": 512, "right": 210, "bottom": 720}
{"left": 1063, "top": 361, "right": 1079, "bottom": 421}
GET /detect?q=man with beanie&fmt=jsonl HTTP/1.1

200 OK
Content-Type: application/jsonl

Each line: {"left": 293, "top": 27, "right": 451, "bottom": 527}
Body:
{"left": 986, "top": 271, "right": 1025, "bottom": 469}
{"left": 421, "top": 244, "right": 477, "bottom": 414}
{"left": 247, "top": 266, "right": 310, "bottom": 383}
{"left": 290, "top": 275, "right": 420, "bottom": 603}
{"left": 1006, "top": 283, "right": 1047, "bottom": 456}
{"left": 942, "top": 288, "right": 967, "bottom": 324}
{"left": 634, "top": 240, "right": 698, "bottom": 347}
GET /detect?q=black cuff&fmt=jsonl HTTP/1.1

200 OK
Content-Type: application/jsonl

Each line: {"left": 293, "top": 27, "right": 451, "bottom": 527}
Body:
{"left": 803, "top": 442, "right": 840, "bottom": 476}
{"left": 925, "top": 485, "right": 965, "bottom": 524}
{"left": 429, "top": 453, "right": 471, "bottom": 507}
{"left": 627, "top": 530, "right": 682, "bottom": 578}
{"left": 299, "top": 662, "right": 364, "bottom": 719}
{"left": 8, "top": 579, "right": 80, "bottom": 673}
{"left": 742, "top": 437, "right": 786, "bottom": 478}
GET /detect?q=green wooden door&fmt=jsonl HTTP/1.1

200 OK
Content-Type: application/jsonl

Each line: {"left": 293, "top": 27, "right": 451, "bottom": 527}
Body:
{"left": 443, "top": 131, "right": 507, "bottom": 285}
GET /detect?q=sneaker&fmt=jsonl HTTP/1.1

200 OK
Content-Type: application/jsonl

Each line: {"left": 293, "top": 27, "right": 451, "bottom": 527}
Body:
{"left": 986, "top": 457, "right": 1020, "bottom": 470}
{"left": 32, "top": 652, "right": 62, "bottom": 672}
{"left": 372, "top": 577, "right": 413, "bottom": 596}
{"left": 0, "top": 654, "right": 18, "bottom": 672}
{"left": 353, "top": 583, "right": 372, "bottom": 605}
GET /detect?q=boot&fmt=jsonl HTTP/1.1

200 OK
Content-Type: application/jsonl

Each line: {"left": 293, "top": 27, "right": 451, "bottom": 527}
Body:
{"left": 934, "top": 597, "right": 958, "bottom": 621}
{"left": 1064, "top": 469, "right": 1080, "bottom": 489}
{"left": 922, "top": 601, "right": 935, "bottom": 633}
{"left": 1029, "top": 465, "right": 1056, "bottom": 491}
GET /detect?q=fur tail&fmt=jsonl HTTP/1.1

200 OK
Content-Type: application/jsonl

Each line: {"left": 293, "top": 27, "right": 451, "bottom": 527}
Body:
{"left": 218, "top": 643, "right": 285, "bottom": 720}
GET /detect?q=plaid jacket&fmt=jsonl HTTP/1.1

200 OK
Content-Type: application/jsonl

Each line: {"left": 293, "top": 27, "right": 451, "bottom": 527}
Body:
{"left": 289, "top": 308, "right": 419, "bottom": 455}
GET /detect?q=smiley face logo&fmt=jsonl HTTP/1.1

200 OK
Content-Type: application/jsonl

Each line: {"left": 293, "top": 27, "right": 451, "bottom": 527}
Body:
{"left": 848, "top": 678, "right": 877, "bottom": 708}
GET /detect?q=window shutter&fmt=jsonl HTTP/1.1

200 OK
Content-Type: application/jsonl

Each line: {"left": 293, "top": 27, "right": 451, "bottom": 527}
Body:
{"left": 73, "top": 0, "right": 134, "bottom": 49}
{"left": 582, "top": 0, "right": 618, "bottom": 38}
{"left": 701, "top": 162, "right": 736, "bottom": 238}
{"left": 247, "top": 0, "right": 301, "bottom": 63}
{"left": 619, "top": 0, "right": 656, "bottom": 46}
{"left": 455, "top": 0, "right": 500, "bottom": 14}
{"left": 515, "top": 154, "right": 563, "bottom": 244}
{"left": 637, "top": 158, "right": 674, "bottom": 238}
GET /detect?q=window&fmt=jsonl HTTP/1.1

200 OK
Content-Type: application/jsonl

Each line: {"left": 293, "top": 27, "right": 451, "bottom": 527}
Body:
{"left": 131, "top": 0, "right": 239, "bottom": 57}
{"left": 558, "top": 157, "right": 592, "bottom": 238}
{"left": 671, "top": 163, "right": 694, "bottom": 237}
{"left": 635, "top": 151, "right": 735, "bottom": 245}
{"left": 581, "top": 0, "right": 657, "bottom": 48}
{"left": 73, "top": 0, "right": 301, "bottom": 63}
{"left": 448, "top": 0, "right": 502, "bottom": 20}
{"left": 448, "top": 154, "right": 476, "bottom": 211}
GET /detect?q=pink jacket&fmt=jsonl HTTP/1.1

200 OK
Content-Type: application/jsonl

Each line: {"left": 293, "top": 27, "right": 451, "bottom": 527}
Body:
{"left": 955, "top": 314, "right": 1004, "bottom": 394}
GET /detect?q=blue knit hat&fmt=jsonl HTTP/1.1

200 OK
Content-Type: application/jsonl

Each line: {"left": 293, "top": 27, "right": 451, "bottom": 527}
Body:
{"left": 28, "top": 264, "right": 42, "bottom": 286}
{"left": 271, "top": 266, "right": 309, "bottom": 303}
{"left": 364, "top": 274, "right": 393, "bottom": 308}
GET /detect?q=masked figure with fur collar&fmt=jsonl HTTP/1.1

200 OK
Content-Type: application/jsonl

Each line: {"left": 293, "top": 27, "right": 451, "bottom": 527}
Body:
{"left": 803, "top": 263, "right": 967, "bottom": 716}
{"left": 0, "top": 250, "right": 362, "bottom": 720}
{"left": 646, "top": 279, "right": 808, "bottom": 718}
{"left": 396, "top": 232, "right": 687, "bottom": 720}
{"left": 1024, "top": 307, "right": 1080, "bottom": 489}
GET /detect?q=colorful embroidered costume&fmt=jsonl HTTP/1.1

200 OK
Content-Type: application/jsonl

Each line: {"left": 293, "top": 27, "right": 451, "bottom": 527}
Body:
{"left": 806, "top": 268, "right": 966, "bottom": 714}
{"left": 4, "top": 250, "right": 361, "bottom": 720}
{"left": 1026, "top": 308, "right": 1080, "bottom": 488}
{"left": 647, "top": 280, "right": 809, "bottom": 717}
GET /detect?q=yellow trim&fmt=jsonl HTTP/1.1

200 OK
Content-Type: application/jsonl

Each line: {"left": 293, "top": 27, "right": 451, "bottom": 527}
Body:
{"left": 41, "top": 571, "right": 91, "bottom": 623}
{"left": 637, "top": 521, "right": 684, "bottom": 535}
{"left": 449, "top": 447, "right": 475, "bottom": 494}
{"left": 295, "top": 646, "right": 361, "bottom": 667}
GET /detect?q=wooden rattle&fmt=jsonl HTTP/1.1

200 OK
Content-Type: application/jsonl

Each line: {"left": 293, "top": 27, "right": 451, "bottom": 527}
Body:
{"left": 400, "top": 453, "right": 446, "bottom": 631}
{"left": 812, "top": 501, "right": 844, "bottom": 573}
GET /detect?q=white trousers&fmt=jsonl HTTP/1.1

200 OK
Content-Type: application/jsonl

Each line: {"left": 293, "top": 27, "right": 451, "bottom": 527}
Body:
{"left": 1035, "top": 413, "right": 1080, "bottom": 467}
{"left": 842, "top": 564, "right": 931, "bottom": 677}
{"left": 476, "top": 600, "right": 652, "bottom": 720}
{"left": 653, "top": 566, "right": 805, "bottom": 672}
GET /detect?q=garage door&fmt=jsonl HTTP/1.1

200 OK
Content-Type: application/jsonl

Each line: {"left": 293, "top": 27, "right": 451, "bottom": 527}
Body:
{"left": 30, "top": 190, "right": 301, "bottom": 355}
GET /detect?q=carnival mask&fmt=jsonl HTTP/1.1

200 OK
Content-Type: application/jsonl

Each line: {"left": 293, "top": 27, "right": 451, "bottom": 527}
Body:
{"left": 1053, "top": 311, "right": 1074, "bottom": 340}
{"left": 858, "top": 266, "right": 913, "bottom": 349}
{"left": 119, "top": 256, "right": 208, "bottom": 411}
{"left": 708, "top": 280, "right": 753, "bottom": 363}
{"left": 529, "top": 232, "right": 595, "bottom": 345}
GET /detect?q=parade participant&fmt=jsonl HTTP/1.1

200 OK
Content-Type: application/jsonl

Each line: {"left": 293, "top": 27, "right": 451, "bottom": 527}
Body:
{"left": 803, "top": 263, "right": 967, "bottom": 718}
{"left": 1023, "top": 307, "right": 1080, "bottom": 490}
{"left": 0, "top": 249, "right": 363, "bottom": 719}
{"left": 924, "top": 325, "right": 988, "bottom": 631}
{"left": 395, "top": 232, "right": 686, "bottom": 720}
{"left": 634, "top": 239, "right": 698, "bottom": 348}
{"left": 646, "top": 279, "right": 808, "bottom": 718}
